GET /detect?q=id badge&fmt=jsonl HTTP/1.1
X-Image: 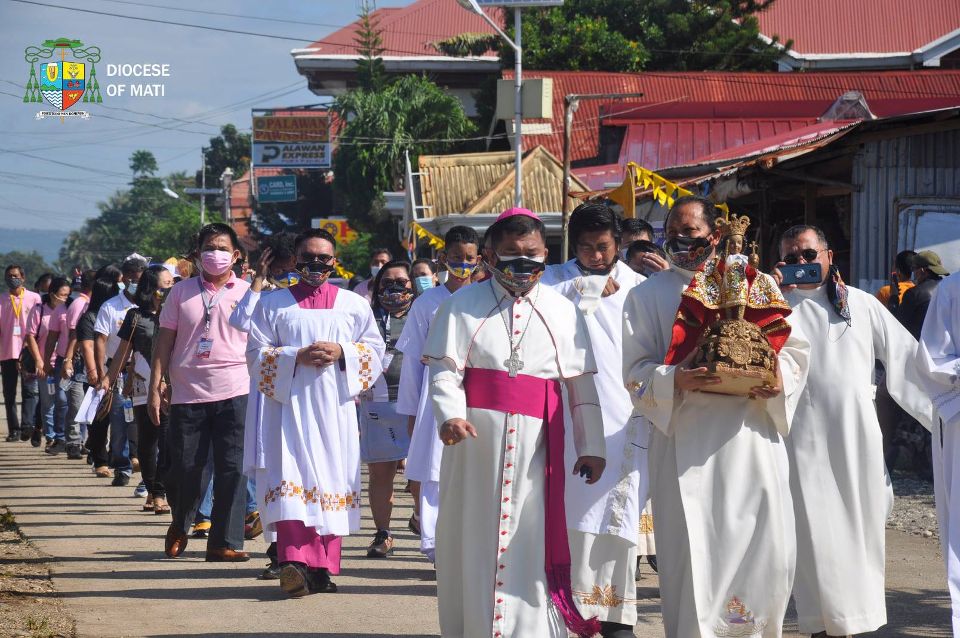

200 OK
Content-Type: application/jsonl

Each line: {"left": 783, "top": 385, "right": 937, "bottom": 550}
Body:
{"left": 12, "top": 325, "right": 21, "bottom": 337}
{"left": 196, "top": 337, "right": 214, "bottom": 359}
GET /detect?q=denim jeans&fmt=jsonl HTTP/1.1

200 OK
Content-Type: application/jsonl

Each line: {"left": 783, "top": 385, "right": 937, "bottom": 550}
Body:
{"left": 246, "top": 475, "right": 257, "bottom": 515}
{"left": 39, "top": 376, "right": 57, "bottom": 441}
{"left": 108, "top": 387, "right": 134, "bottom": 476}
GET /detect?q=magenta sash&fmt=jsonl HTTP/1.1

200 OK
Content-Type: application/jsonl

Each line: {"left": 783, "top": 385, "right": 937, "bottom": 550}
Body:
{"left": 463, "top": 367, "right": 600, "bottom": 638}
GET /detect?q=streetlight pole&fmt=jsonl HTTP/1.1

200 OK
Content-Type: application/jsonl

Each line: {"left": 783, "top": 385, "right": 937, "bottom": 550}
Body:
{"left": 512, "top": 7, "right": 522, "bottom": 207}
{"left": 456, "top": 0, "right": 523, "bottom": 207}
{"left": 560, "top": 92, "right": 644, "bottom": 261}
{"left": 200, "top": 146, "right": 208, "bottom": 227}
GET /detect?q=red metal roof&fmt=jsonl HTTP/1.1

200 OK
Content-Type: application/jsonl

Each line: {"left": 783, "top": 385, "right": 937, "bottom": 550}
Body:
{"left": 307, "top": 0, "right": 500, "bottom": 58}
{"left": 511, "top": 70, "right": 960, "bottom": 165}
{"left": 755, "top": 0, "right": 960, "bottom": 55}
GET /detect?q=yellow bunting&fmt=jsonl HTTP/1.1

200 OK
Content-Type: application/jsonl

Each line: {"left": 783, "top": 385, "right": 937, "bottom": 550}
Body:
{"left": 410, "top": 221, "right": 446, "bottom": 250}
{"left": 335, "top": 263, "right": 354, "bottom": 280}
{"left": 627, "top": 162, "right": 731, "bottom": 219}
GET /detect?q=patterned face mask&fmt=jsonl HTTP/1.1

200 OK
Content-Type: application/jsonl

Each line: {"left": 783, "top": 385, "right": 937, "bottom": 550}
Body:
{"left": 665, "top": 236, "right": 713, "bottom": 271}
{"left": 446, "top": 261, "right": 480, "bottom": 280}
{"left": 492, "top": 255, "right": 546, "bottom": 294}
{"left": 296, "top": 262, "right": 334, "bottom": 287}
{"left": 378, "top": 285, "right": 413, "bottom": 312}
{"left": 270, "top": 272, "right": 300, "bottom": 288}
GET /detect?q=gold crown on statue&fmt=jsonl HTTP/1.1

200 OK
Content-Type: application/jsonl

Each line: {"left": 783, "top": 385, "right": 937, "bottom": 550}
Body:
{"left": 717, "top": 213, "right": 751, "bottom": 238}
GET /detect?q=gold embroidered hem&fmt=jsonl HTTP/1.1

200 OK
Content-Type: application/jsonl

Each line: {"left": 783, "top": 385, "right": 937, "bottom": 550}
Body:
{"left": 354, "top": 342, "right": 374, "bottom": 391}
{"left": 263, "top": 480, "right": 360, "bottom": 511}
{"left": 575, "top": 584, "right": 644, "bottom": 607}
{"left": 639, "top": 512, "right": 654, "bottom": 534}
{"left": 258, "top": 347, "right": 282, "bottom": 399}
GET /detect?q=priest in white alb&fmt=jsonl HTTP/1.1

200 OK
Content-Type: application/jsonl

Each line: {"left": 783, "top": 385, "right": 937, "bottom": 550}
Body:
{"left": 915, "top": 270, "right": 960, "bottom": 636}
{"left": 396, "top": 225, "right": 483, "bottom": 563}
{"left": 245, "top": 228, "right": 385, "bottom": 597}
{"left": 424, "top": 209, "right": 607, "bottom": 638}
{"left": 774, "top": 225, "right": 932, "bottom": 637}
{"left": 622, "top": 196, "right": 809, "bottom": 637}
{"left": 542, "top": 201, "right": 646, "bottom": 638}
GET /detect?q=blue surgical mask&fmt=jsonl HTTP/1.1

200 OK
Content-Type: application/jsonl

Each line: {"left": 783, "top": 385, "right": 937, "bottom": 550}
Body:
{"left": 117, "top": 281, "right": 126, "bottom": 292}
{"left": 127, "top": 283, "right": 138, "bottom": 295}
{"left": 413, "top": 276, "right": 434, "bottom": 294}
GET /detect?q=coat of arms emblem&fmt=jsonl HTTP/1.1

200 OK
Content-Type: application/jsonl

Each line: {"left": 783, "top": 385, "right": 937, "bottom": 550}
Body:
{"left": 24, "top": 38, "right": 103, "bottom": 116}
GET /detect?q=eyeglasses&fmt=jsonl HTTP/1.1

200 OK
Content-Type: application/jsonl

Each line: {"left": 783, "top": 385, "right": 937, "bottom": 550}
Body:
{"left": 380, "top": 278, "right": 410, "bottom": 287}
{"left": 301, "top": 254, "right": 335, "bottom": 264}
{"left": 782, "top": 248, "right": 826, "bottom": 265}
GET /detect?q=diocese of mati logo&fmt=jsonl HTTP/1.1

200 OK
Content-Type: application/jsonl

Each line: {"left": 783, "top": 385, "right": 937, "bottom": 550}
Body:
{"left": 23, "top": 38, "right": 103, "bottom": 120}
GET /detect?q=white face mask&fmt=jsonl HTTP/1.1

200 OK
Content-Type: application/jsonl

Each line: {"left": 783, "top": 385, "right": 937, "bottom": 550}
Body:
{"left": 370, "top": 265, "right": 382, "bottom": 278}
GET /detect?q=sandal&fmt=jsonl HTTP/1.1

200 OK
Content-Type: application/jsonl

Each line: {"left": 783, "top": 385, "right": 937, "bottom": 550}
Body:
{"left": 154, "top": 497, "right": 171, "bottom": 515}
{"left": 142, "top": 495, "right": 155, "bottom": 512}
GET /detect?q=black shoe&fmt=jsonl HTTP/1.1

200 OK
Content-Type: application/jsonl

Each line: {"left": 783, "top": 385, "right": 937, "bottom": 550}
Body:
{"left": 30, "top": 427, "right": 42, "bottom": 448}
{"left": 66, "top": 445, "right": 84, "bottom": 460}
{"left": 647, "top": 554, "right": 657, "bottom": 573}
{"left": 19, "top": 428, "right": 31, "bottom": 442}
{"left": 600, "top": 621, "right": 635, "bottom": 638}
{"left": 5, "top": 432, "right": 19, "bottom": 442}
{"left": 307, "top": 567, "right": 337, "bottom": 593}
{"left": 45, "top": 440, "right": 67, "bottom": 456}
{"left": 258, "top": 560, "right": 281, "bottom": 580}
{"left": 279, "top": 562, "right": 311, "bottom": 597}
{"left": 111, "top": 473, "right": 130, "bottom": 487}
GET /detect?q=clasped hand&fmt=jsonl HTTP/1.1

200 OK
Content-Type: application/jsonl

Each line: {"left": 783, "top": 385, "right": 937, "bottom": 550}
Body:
{"left": 296, "top": 341, "right": 343, "bottom": 368}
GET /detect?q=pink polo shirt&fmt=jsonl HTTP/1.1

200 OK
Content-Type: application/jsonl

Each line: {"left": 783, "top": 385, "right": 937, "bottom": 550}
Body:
{"left": 67, "top": 293, "right": 90, "bottom": 331}
{"left": 159, "top": 273, "right": 251, "bottom": 405}
{"left": 49, "top": 304, "right": 69, "bottom": 357}
{"left": 0, "top": 288, "right": 42, "bottom": 361}
{"left": 25, "top": 302, "right": 56, "bottom": 366}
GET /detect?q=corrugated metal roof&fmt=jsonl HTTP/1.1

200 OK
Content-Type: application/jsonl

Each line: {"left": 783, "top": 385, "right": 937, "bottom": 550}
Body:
{"left": 306, "top": 0, "right": 499, "bottom": 58}
{"left": 511, "top": 70, "right": 960, "bottom": 163}
{"left": 755, "top": 0, "right": 960, "bottom": 54}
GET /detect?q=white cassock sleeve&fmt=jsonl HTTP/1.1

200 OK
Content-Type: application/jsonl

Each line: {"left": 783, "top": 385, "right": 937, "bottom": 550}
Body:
{"left": 247, "top": 299, "right": 300, "bottom": 404}
{"left": 917, "top": 280, "right": 960, "bottom": 426}
{"left": 229, "top": 289, "right": 261, "bottom": 334}
{"left": 764, "top": 331, "right": 810, "bottom": 437}
{"left": 338, "top": 304, "right": 386, "bottom": 399}
{"left": 395, "top": 301, "right": 428, "bottom": 417}
{"left": 863, "top": 295, "right": 934, "bottom": 430}
{"left": 622, "top": 288, "right": 680, "bottom": 435}
{"left": 565, "top": 373, "right": 605, "bottom": 459}
{"left": 423, "top": 302, "right": 468, "bottom": 431}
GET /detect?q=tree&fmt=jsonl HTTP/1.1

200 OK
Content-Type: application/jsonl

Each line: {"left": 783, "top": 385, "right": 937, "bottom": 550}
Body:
{"left": 499, "top": 0, "right": 792, "bottom": 72}
{"left": 248, "top": 170, "right": 336, "bottom": 238}
{"left": 354, "top": 0, "right": 386, "bottom": 91}
{"left": 332, "top": 74, "right": 477, "bottom": 231}
{"left": 0, "top": 251, "right": 55, "bottom": 285}
{"left": 201, "top": 124, "right": 251, "bottom": 188}
{"left": 58, "top": 155, "right": 218, "bottom": 268}
{"left": 129, "top": 149, "right": 158, "bottom": 179}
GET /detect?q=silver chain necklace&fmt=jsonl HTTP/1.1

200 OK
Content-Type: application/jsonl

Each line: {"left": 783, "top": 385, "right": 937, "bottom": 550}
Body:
{"left": 489, "top": 281, "right": 538, "bottom": 377}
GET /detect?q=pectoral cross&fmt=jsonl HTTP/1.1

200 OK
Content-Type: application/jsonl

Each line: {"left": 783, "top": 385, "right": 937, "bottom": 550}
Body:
{"left": 504, "top": 349, "right": 524, "bottom": 378}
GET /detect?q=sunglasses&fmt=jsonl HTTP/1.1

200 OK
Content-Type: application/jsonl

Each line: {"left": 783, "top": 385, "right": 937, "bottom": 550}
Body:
{"left": 782, "top": 248, "right": 825, "bottom": 265}
{"left": 380, "top": 278, "right": 410, "bottom": 288}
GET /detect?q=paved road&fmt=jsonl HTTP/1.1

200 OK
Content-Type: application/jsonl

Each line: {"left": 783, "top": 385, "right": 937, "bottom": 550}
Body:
{"left": 0, "top": 440, "right": 953, "bottom": 637}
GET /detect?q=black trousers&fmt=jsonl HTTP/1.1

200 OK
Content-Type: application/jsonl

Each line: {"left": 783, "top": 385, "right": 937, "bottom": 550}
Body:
{"left": 86, "top": 415, "right": 110, "bottom": 468}
{"left": 1, "top": 359, "right": 21, "bottom": 434}
{"left": 165, "top": 395, "right": 248, "bottom": 551}
{"left": 134, "top": 405, "right": 167, "bottom": 497}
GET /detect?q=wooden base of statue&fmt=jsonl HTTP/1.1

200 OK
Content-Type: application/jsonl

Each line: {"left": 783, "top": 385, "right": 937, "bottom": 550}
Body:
{"left": 692, "top": 318, "right": 777, "bottom": 396}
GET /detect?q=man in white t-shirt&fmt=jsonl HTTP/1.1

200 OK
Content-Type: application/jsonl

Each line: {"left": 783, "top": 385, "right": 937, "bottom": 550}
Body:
{"left": 94, "top": 254, "right": 147, "bottom": 487}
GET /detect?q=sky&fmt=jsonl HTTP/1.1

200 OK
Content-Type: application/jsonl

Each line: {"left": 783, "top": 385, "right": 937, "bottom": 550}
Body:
{"left": 0, "top": 0, "right": 412, "bottom": 231}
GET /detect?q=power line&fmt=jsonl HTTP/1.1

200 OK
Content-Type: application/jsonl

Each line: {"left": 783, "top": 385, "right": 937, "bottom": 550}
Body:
{"left": 7, "top": 0, "right": 440, "bottom": 57}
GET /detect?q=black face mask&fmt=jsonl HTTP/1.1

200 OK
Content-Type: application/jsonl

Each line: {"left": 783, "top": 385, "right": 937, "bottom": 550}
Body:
{"left": 664, "top": 236, "right": 711, "bottom": 254}
{"left": 5, "top": 276, "right": 22, "bottom": 290}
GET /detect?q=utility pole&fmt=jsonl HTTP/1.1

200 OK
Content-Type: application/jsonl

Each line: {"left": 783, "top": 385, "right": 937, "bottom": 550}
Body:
{"left": 512, "top": 7, "right": 522, "bottom": 207}
{"left": 200, "top": 146, "right": 207, "bottom": 227}
{"left": 561, "top": 92, "right": 644, "bottom": 261}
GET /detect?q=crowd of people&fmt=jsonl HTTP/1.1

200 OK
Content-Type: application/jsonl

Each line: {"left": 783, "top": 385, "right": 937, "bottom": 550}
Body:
{"left": 0, "top": 201, "right": 958, "bottom": 638}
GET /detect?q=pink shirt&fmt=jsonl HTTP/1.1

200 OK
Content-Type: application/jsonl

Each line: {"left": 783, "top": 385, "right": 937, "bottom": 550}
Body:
{"left": 49, "top": 304, "right": 69, "bottom": 357}
{"left": 159, "top": 273, "right": 251, "bottom": 405}
{"left": 25, "top": 302, "right": 56, "bottom": 366}
{"left": 0, "top": 289, "right": 42, "bottom": 361}
{"left": 67, "top": 293, "right": 90, "bottom": 330}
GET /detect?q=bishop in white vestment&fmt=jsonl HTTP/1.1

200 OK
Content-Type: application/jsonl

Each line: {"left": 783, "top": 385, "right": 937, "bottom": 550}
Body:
{"left": 424, "top": 208, "right": 606, "bottom": 638}
{"left": 778, "top": 226, "right": 932, "bottom": 636}
{"left": 546, "top": 257, "right": 647, "bottom": 629}
{"left": 245, "top": 252, "right": 384, "bottom": 592}
{"left": 915, "top": 272, "right": 960, "bottom": 636}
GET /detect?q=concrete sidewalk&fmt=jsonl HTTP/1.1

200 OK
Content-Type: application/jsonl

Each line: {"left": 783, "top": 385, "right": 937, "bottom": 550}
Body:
{"left": 0, "top": 439, "right": 953, "bottom": 637}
